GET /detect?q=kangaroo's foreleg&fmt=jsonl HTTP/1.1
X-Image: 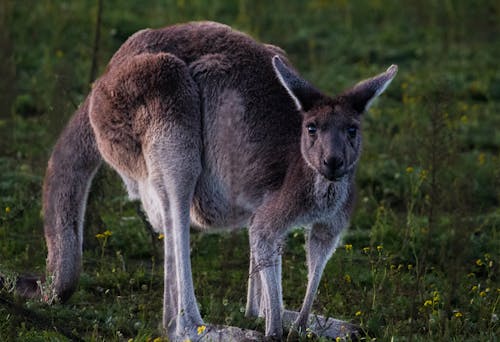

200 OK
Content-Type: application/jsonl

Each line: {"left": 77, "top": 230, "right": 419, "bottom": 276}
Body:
{"left": 248, "top": 211, "right": 288, "bottom": 339}
{"left": 246, "top": 244, "right": 283, "bottom": 320}
{"left": 288, "top": 221, "right": 343, "bottom": 337}
{"left": 245, "top": 249, "right": 263, "bottom": 318}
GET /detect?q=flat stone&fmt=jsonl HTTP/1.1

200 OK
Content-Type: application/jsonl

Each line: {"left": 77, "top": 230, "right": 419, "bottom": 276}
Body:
{"left": 283, "top": 310, "right": 360, "bottom": 340}
{"left": 198, "top": 325, "right": 264, "bottom": 341}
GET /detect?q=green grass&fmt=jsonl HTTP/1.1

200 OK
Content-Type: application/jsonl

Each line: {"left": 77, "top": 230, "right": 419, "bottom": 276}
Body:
{"left": 1, "top": 0, "right": 499, "bottom": 341}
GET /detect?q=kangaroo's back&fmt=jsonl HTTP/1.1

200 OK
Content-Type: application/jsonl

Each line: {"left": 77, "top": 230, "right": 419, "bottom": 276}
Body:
{"left": 95, "top": 21, "right": 302, "bottom": 228}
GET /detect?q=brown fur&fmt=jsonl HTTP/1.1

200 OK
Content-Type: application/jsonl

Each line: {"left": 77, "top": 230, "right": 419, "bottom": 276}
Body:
{"left": 5, "top": 22, "right": 397, "bottom": 340}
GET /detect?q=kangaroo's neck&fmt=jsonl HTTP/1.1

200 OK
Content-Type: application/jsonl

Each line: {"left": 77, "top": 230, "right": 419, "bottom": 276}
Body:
{"left": 285, "top": 152, "right": 353, "bottom": 213}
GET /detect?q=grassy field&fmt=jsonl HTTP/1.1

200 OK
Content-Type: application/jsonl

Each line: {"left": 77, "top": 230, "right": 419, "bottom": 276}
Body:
{"left": 0, "top": 0, "right": 499, "bottom": 341}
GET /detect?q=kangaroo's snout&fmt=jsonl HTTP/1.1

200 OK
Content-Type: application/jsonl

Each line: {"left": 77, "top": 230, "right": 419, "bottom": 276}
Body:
{"left": 323, "top": 155, "right": 344, "bottom": 170}
{"left": 322, "top": 155, "right": 348, "bottom": 181}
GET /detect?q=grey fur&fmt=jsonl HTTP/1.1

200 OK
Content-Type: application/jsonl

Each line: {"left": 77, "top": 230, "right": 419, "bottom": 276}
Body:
{"left": 17, "top": 21, "right": 397, "bottom": 340}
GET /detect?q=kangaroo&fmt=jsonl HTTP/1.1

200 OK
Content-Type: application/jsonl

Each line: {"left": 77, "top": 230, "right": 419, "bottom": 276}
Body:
{"left": 5, "top": 21, "right": 397, "bottom": 340}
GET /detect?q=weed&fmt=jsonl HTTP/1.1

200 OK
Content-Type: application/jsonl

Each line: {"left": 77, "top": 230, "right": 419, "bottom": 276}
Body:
{"left": 0, "top": 1, "right": 499, "bottom": 340}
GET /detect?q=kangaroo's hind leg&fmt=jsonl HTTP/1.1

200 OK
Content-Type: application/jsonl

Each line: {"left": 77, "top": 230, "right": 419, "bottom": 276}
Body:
{"left": 137, "top": 177, "right": 180, "bottom": 335}
{"left": 141, "top": 59, "right": 203, "bottom": 339}
{"left": 90, "top": 51, "right": 203, "bottom": 340}
{"left": 145, "top": 124, "right": 203, "bottom": 339}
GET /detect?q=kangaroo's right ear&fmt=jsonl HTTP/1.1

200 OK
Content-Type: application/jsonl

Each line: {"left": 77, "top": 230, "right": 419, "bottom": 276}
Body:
{"left": 272, "top": 55, "right": 322, "bottom": 112}
{"left": 343, "top": 65, "right": 398, "bottom": 114}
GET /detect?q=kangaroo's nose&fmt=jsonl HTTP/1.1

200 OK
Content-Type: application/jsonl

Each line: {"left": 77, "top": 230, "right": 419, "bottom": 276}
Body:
{"left": 323, "top": 156, "right": 344, "bottom": 170}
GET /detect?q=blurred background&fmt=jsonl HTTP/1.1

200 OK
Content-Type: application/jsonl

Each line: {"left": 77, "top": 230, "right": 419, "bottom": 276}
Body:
{"left": 0, "top": 1, "right": 498, "bottom": 340}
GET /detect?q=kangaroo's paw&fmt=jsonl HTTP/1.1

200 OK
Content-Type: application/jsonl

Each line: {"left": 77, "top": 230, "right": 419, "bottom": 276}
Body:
{"left": 283, "top": 309, "right": 360, "bottom": 340}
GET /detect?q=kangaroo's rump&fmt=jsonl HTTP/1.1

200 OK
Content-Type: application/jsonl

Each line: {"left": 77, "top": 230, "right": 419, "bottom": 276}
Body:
{"left": 89, "top": 52, "right": 200, "bottom": 181}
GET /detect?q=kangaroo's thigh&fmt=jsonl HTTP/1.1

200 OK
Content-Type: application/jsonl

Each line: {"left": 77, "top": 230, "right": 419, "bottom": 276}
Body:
{"left": 89, "top": 51, "right": 201, "bottom": 182}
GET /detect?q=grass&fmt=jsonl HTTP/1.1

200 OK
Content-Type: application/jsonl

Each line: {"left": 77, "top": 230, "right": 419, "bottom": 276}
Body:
{"left": 0, "top": 0, "right": 499, "bottom": 341}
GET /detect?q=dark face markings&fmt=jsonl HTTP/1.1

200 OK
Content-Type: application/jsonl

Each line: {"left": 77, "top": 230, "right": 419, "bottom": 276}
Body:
{"left": 301, "top": 103, "right": 362, "bottom": 181}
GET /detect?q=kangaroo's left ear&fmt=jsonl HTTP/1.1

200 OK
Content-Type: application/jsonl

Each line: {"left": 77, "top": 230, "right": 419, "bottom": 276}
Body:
{"left": 272, "top": 55, "right": 322, "bottom": 112}
{"left": 344, "top": 65, "right": 398, "bottom": 113}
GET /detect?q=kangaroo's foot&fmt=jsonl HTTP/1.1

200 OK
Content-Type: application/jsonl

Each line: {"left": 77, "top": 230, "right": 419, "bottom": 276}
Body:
{"left": 167, "top": 308, "right": 203, "bottom": 341}
{"left": 283, "top": 309, "right": 360, "bottom": 341}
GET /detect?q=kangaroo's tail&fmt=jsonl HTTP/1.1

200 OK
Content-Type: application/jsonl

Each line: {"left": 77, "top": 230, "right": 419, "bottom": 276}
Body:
{"left": 4, "top": 97, "right": 102, "bottom": 302}
{"left": 43, "top": 96, "right": 102, "bottom": 301}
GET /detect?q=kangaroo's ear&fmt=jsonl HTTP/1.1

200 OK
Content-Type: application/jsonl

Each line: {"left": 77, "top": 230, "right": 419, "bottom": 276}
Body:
{"left": 272, "top": 55, "right": 322, "bottom": 111}
{"left": 344, "top": 64, "right": 398, "bottom": 113}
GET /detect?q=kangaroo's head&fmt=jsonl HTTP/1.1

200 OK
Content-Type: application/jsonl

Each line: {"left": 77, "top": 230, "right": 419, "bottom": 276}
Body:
{"left": 272, "top": 56, "right": 397, "bottom": 181}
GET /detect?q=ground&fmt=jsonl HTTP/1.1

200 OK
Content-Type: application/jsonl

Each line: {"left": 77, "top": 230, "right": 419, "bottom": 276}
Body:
{"left": 0, "top": 1, "right": 499, "bottom": 341}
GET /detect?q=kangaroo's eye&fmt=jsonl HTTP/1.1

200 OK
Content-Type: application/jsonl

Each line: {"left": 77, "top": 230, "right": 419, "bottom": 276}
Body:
{"left": 347, "top": 126, "right": 358, "bottom": 138}
{"left": 306, "top": 123, "right": 317, "bottom": 136}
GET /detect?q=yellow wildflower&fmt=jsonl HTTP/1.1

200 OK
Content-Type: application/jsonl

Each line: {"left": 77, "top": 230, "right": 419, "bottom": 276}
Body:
{"left": 423, "top": 300, "right": 433, "bottom": 307}
{"left": 344, "top": 244, "right": 353, "bottom": 252}
{"left": 306, "top": 329, "right": 314, "bottom": 338}
{"left": 5, "top": 207, "right": 11, "bottom": 214}
{"left": 454, "top": 312, "right": 463, "bottom": 318}
{"left": 479, "top": 291, "right": 486, "bottom": 298}
{"left": 355, "top": 310, "right": 362, "bottom": 316}
{"left": 478, "top": 153, "right": 485, "bottom": 166}
{"left": 476, "top": 259, "right": 483, "bottom": 266}
{"left": 376, "top": 245, "right": 383, "bottom": 252}
{"left": 158, "top": 233, "right": 165, "bottom": 240}
{"left": 406, "top": 166, "right": 414, "bottom": 174}
{"left": 197, "top": 325, "right": 206, "bottom": 335}
{"left": 344, "top": 274, "right": 351, "bottom": 283}
{"left": 153, "top": 338, "right": 162, "bottom": 342}
{"left": 96, "top": 230, "right": 112, "bottom": 239}
{"left": 362, "top": 247, "right": 371, "bottom": 253}
{"left": 407, "top": 264, "right": 413, "bottom": 270}
{"left": 471, "top": 285, "right": 478, "bottom": 292}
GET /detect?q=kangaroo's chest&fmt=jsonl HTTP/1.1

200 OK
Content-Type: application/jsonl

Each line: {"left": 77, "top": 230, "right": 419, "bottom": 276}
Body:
{"left": 294, "top": 177, "right": 350, "bottom": 227}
